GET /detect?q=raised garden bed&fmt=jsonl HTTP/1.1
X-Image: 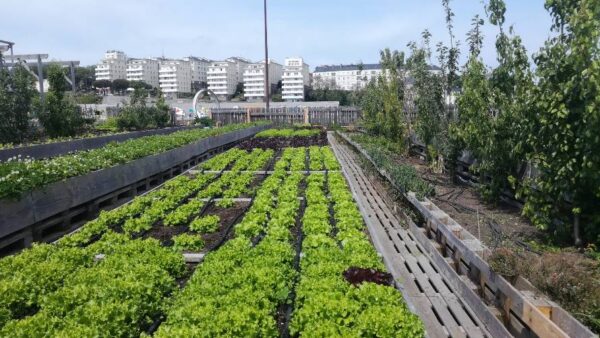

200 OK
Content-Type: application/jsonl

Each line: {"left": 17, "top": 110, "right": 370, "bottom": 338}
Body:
{"left": 0, "top": 124, "right": 269, "bottom": 246}
{"left": 0, "top": 125, "right": 200, "bottom": 162}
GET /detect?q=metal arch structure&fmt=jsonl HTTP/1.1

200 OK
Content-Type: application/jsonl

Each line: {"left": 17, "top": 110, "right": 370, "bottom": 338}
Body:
{"left": 192, "top": 89, "right": 220, "bottom": 119}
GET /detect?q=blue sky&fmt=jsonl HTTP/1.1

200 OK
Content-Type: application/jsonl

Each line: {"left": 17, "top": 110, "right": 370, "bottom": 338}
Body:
{"left": 1, "top": 0, "right": 552, "bottom": 69}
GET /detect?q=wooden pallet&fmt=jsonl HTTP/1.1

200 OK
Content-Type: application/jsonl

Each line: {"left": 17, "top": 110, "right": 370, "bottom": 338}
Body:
{"left": 334, "top": 131, "right": 597, "bottom": 338}
{"left": 329, "top": 133, "right": 495, "bottom": 338}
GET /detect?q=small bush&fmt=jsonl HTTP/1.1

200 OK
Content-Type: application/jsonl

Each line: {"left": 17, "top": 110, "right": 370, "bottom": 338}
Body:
{"left": 488, "top": 247, "right": 519, "bottom": 277}
{"left": 95, "top": 117, "right": 119, "bottom": 132}
{"left": 115, "top": 106, "right": 169, "bottom": 131}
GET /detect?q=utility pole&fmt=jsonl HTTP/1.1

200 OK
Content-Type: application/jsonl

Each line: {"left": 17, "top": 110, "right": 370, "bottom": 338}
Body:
{"left": 263, "top": 0, "right": 270, "bottom": 112}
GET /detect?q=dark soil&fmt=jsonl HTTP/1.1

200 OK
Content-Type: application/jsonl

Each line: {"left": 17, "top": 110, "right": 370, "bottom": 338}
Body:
{"left": 343, "top": 267, "right": 393, "bottom": 286}
{"left": 202, "top": 202, "right": 250, "bottom": 251}
{"left": 144, "top": 223, "right": 188, "bottom": 246}
{"left": 239, "top": 175, "right": 267, "bottom": 198}
{"left": 237, "top": 131, "right": 327, "bottom": 150}
{"left": 401, "top": 155, "right": 541, "bottom": 248}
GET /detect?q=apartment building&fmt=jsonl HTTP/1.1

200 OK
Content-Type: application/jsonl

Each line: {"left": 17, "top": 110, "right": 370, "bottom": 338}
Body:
{"left": 243, "top": 59, "right": 283, "bottom": 101}
{"left": 158, "top": 59, "right": 192, "bottom": 97}
{"left": 207, "top": 57, "right": 250, "bottom": 99}
{"left": 183, "top": 56, "right": 212, "bottom": 90}
{"left": 126, "top": 58, "right": 159, "bottom": 88}
{"left": 95, "top": 50, "right": 127, "bottom": 81}
{"left": 282, "top": 57, "right": 310, "bottom": 101}
{"left": 312, "top": 64, "right": 384, "bottom": 91}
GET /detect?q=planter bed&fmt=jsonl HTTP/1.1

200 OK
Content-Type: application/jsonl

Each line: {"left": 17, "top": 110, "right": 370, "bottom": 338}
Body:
{"left": 0, "top": 126, "right": 200, "bottom": 162}
{"left": 0, "top": 124, "right": 269, "bottom": 251}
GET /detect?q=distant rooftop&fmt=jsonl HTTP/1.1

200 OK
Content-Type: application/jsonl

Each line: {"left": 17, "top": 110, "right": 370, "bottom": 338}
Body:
{"left": 314, "top": 63, "right": 442, "bottom": 72}
{"left": 314, "top": 63, "right": 381, "bottom": 72}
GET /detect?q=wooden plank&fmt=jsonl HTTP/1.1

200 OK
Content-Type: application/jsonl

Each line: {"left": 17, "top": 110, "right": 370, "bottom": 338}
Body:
{"left": 429, "top": 295, "right": 462, "bottom": 334}
{"left": 405, "top": 216, "right": 512, "bottom": 338}
{"left": 330, "top": 136, "right": 493, "bottom": 338}
{"left": 408, "top": 296, "right": 451, "bottom": 338}
{"left": 407, "top": 194, "right": 576, "bottom": 338}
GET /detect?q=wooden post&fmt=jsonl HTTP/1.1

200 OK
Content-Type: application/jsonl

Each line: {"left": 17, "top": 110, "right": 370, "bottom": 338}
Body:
{"left": 303, "top": 107, "right": 309, "bottom": 124}
{"left": 246, "top": 108, "right": 251, "bottom": 123}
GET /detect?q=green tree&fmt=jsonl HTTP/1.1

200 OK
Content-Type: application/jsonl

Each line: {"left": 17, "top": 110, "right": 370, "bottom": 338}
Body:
{"left": 406, "top": 31, "right": 446, "bottom": 164}
{"left": 74, "top": 66, "right": 95, "bottom": 90}
{"left": 359, "top": 48, "right": 407, "bottom": 149}
{"left": 37, "top": 64, "right": 85, "bottom": 137}
{"left": 480, "top": 0, "right": 534, "bottom": 201}
{"left": 453, "top": 17, "right": 494, "bottom": 186}
{"left": 0, "top": 64, "right": 36, "bottom": 143}
{"left": 112, "top": 79, "right": 129, "bottom": 94}
{"left": 442, "top": 0, "right": 461, "bottom": 121}
{"left": 521, "top": 0, "right": 600, "bottom": 246}
{"left": 93, "top": 79, "right": 112, "bottom": 88}
{"left": 129, "top": 82, "right": 148, "bottom": 107}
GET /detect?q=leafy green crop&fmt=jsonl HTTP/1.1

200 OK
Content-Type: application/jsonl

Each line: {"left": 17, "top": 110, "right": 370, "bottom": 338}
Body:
{"left": 189, "top": 215, "right": 221, "bottom": 233}
{"left": 255, "top": 128, "right": 320, "bottom": 138}
{"left": 156, "top": 155, "right": 302, "bottom": 337}
{"left": 172, "top": 233, "right": 205, "bottom": 252}
{"left": 290, "top": 171, "right": 425, "bottom": 337}
{"left": 0, "top": 236, "right": 185, "bottom": 337}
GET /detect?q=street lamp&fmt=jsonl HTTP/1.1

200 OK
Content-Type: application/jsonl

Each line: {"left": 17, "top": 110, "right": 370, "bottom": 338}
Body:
{"left": 263, "top": 0, "right": 270, "bottom": 111}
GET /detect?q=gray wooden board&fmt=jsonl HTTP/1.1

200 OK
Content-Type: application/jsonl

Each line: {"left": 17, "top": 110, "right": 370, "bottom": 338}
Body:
{"left": 329, "top": 134, "right": 493, "bottom": 338}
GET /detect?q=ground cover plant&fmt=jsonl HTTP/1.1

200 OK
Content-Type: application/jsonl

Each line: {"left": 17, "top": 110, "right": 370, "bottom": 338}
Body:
{"left": 349, "top": 133, "right": 433, "bottom": 198}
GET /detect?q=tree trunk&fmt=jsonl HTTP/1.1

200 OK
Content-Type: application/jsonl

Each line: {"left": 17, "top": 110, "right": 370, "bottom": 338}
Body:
{"left": 573, "top": 212, "right": 582, "bottom": 247}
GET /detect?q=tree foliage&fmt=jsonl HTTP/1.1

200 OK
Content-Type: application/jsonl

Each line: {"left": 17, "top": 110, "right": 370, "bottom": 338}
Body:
{"left": 111, "top": 79, "right": 129, "bottom": 94}
{"left": 0, "top": 64, "right": 35, "bottom": 144}
{"left": 37, "top": 64, "right": 86, "bottom": 138}
{"left": 407, "top": 32, "right": 446, "bottom": 163}
{"left": 521, "top": 0, "right": 600, "bottom": 245}
{"left": 360, "top": 48, "right": 408, "bottom": 149}
{"left": 115, "top": 87, "right": 170, "bottom": 131}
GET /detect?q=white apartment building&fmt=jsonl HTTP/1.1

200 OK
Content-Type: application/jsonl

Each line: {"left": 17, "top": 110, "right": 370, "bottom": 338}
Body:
{"left": 126, "top": 58, "right": 160, "bottom": 88}
{"left": 282, "top": 57, "right": 310, "bottom": 101}
{"left": 207, "top": 57, "right": 250, "bottom": 99}
{"left": 243, "top": 59, "right": 283, "bottom": 101}
{"left": 159, "top": 59, "right": 192, "bottom": 97}
{"left": 312, "top": 64, "right": 384, "bottom": 91}
{"left": 183, "top": 56, "right": 212, "bottom": 89}
{"left": 95, "top": 50, "right": 127, "bottom": 81}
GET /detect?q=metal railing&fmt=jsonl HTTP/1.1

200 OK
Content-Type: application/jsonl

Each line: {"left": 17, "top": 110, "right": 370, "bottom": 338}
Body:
{"left": 210, "top": 106, "right": 362, "bottom": 126}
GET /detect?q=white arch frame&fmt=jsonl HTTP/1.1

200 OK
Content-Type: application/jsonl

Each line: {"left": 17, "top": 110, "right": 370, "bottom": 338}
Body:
{"left": 192, "top": 89, "right": 220, "bottom": 119}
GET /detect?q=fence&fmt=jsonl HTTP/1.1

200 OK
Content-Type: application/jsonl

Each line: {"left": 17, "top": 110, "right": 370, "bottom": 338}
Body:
{"left": 210, "top": 106, "right": 362, "bottom": 127}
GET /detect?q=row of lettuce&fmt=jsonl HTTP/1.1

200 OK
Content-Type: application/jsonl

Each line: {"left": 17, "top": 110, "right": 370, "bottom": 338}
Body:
{"left": 0, "top": 145, "right": 425, "bottom": 337}
{"left": 255, "top": 128, "right": 321, "bottom": 138}
{"left": 0, "top": 122, "right": 267, "bottom": 200}
{"left": 156, "top": 147, "right": 424, "bottom": 336}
